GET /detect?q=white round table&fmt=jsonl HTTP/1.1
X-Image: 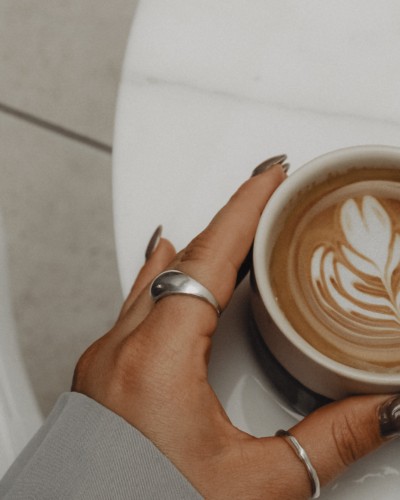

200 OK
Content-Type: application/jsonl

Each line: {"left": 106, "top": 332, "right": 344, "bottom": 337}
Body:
{"left": 113, "top": 2, "right": 400, "bottom": 497}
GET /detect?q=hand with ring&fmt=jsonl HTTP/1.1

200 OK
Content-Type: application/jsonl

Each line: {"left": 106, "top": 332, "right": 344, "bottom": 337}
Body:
{"left": 71, "top": 161, "right": 400, "bottom": 499}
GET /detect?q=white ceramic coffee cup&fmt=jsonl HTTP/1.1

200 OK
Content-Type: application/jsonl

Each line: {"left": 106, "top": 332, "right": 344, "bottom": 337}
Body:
{"left": 251, "top": 145, "right": 400, "bottom": 400}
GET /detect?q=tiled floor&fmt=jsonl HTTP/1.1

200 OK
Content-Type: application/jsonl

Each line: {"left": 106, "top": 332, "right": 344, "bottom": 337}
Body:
{"left": 0, "top": 0, "right": 138, "bottom": 416}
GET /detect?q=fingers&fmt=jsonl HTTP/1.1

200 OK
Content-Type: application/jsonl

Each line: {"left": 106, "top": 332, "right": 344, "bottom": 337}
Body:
{"left": 272, "top": 394, "right": 399, "bottom": 497}
{"left": 169, "top": 164, "right": 286, "bottom": 314}
{"left": 119, "top": 165, "right": 285, "bottom": 331}
{"left": 118, "top": 236, "right": 176, "bottom": 319}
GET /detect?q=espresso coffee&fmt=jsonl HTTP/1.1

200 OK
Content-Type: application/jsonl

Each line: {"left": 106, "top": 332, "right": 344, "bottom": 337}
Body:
{"left": 271, "top": 167, "right": 400, "bottom": 373}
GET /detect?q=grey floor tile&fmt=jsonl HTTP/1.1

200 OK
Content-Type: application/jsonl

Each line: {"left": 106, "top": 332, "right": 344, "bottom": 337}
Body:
{"left": 0, "top": 112, "right": 123, "bottom": 417}
{"left": 0, "top": 0, "right": 138, "bottom": 146}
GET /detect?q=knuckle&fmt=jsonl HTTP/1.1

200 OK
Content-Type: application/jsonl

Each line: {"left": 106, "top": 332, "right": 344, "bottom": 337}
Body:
{"left": 182, "top": 229, "right": 218, "bottom": 264}
{"left": 112, "top": 337, "right": 138, "bottom": 381}
{"left": 331, "top": 409, "right": 372, "bottom": 467}
{"left": 113, "top": 331, "right": 187, "bottom": 400}
{"left": 112, "top": 333, "right": 152, "bottom": 392}
{"left": 181, "top": 228, "right": 236, "bottom": 277}
{"left": 71, "top": 340, "right": 101, "bottom": 391}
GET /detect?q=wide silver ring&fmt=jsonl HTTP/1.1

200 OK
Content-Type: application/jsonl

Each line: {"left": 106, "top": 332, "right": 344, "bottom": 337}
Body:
{"left": 150, "top": 270, "right": 222, "bottom": 317}
{"left": 275, "top": 429, "right": 320, "bottom": 499}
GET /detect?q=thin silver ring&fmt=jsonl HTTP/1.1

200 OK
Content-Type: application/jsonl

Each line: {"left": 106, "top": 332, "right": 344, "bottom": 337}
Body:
{"left": 275, "top": 429, "right": 320, "bottom": 499}
{"left": 150, "top": 270, "right": 222, "bottom": 317}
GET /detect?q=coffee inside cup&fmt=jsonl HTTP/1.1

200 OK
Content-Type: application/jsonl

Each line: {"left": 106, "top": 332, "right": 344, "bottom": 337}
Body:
{"left": 270, "top": 167, "right": 400, "bottom": 373}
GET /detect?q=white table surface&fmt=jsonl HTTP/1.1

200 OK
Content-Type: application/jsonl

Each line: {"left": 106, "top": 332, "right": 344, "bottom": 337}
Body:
{"left": 112, "top": 1, "right": 400, "bottom": 497}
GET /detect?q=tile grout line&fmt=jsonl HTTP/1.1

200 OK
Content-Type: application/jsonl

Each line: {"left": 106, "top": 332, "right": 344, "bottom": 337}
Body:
{"left": 0, "top": 102, "right": 112, "bottom": 154}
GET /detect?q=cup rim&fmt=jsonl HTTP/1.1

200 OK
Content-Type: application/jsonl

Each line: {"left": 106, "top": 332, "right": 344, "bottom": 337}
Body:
{"left": 253, "top": 145, "right": 400, "bottom": 384}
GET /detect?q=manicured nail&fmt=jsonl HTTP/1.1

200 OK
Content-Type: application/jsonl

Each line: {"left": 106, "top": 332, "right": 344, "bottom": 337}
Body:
{"left": 378, "top": 395, "right": 400, "bottom": 438}
{"left": 145, "top": 225, "right": 162, "bottom": 262}
{"left": 251, "top": 154, "right": 288, "bottom": 177}
{"left": 281, "top": 162, "right": 290, "bottom": 173}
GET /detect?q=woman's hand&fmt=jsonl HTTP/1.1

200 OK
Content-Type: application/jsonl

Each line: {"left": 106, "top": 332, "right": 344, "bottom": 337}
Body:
{"left": 72, "top": 164, "right": 398, "bottom": 499}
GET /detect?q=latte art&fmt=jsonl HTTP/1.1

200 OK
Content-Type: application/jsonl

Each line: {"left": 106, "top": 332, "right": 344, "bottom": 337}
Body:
{"left": 272, "top": 179, "right": 400, "bottom": 373}
{"left": 309, "top": 196, "right": 400, "bottom": 337}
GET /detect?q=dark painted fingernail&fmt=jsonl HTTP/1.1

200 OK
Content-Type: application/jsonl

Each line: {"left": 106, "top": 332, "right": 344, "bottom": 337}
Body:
{"left": 145, "top": 225, "right": 162, "bottom": 262}
{"left": 378, "top": 395, "right": 400, "bottom": 438}
{"left": 251, "top": 154, "right": 287, "bottom": 177}
{"left": 281, "top": 162, "right": 290, "bottom": 173}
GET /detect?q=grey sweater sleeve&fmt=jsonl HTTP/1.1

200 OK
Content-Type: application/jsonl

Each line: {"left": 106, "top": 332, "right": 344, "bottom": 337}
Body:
{"left": 0, "top": 392, "right": 203, "bottom": 499}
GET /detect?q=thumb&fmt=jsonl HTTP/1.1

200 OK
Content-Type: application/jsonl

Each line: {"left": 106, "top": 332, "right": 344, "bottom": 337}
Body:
{"left": 178, "top": 394, "right": 400, "bottom": 500}
{"left": 277, "top": 394, "right": 400, "bottom": 496}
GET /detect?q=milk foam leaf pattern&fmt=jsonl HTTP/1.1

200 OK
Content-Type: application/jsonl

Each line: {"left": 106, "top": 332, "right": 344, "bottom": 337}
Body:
{"left": 311, "top": 196, "right": 400, "bottom": 327}
{"left": 311, "top": 247, "right": 399, "bottom": 324}
{"left": 341, "top": 245, "right": 380, "bottom": 278}
{"left": 341, "top": 196, "right": 392, "bottom": 276}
